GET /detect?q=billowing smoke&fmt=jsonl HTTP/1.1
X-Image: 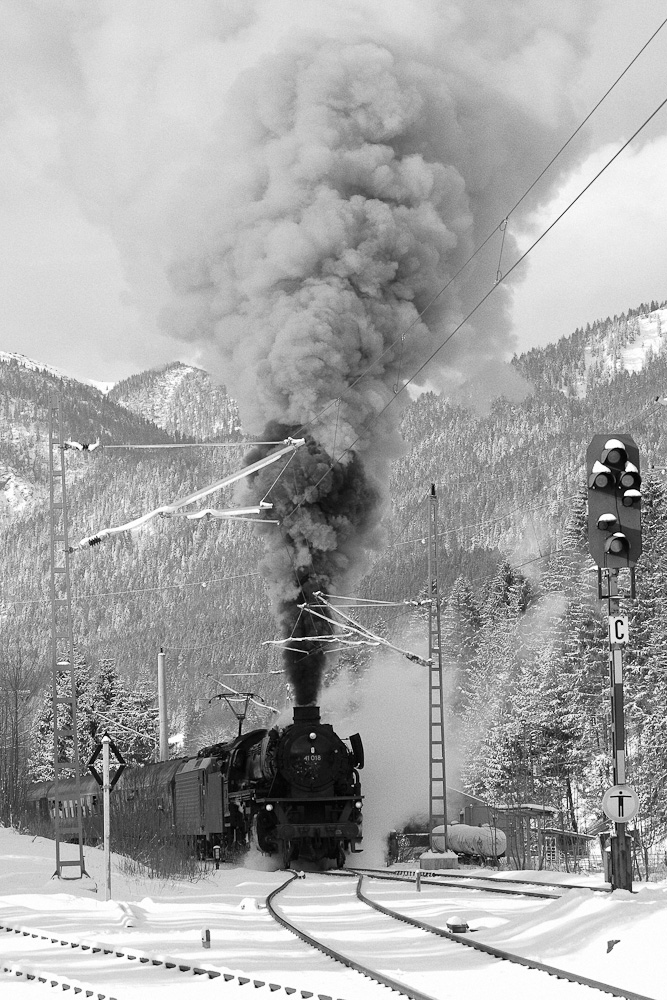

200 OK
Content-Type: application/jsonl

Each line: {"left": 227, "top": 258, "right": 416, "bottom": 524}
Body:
{"left": 156, "top": 8, "right": 588, "bottom": 701}
{"left": 3, "top": 1, "right": 596, "bottom": 701}
{"left": 245, "top": 422, "right": 378, "bottom": 703}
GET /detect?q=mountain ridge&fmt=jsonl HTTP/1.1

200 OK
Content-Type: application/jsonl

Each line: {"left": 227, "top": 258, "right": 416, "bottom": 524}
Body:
{"left": 3, "top": 300, "right": 667, "bottom": 846}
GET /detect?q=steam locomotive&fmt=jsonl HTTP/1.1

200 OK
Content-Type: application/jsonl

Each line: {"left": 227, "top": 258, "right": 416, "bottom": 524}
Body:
{"left": 26, "top": 705, "right": 364, "bottom": 869}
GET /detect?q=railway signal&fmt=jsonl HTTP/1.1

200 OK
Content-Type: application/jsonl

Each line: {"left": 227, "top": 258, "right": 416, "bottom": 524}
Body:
{"left": 587, "top": 433, "right": 641, "bottom": 893}
{"left": 586, "top": 434, "right": 642, "bottom": 569}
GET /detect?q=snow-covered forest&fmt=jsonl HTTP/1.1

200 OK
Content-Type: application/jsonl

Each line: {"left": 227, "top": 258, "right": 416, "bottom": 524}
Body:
{"left": 2, "top": 301, "right": 667, "bottom": 854}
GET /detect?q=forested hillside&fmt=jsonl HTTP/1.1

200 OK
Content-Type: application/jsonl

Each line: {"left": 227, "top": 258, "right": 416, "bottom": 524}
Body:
{"left": 108, "top": 362, "right": 242, "bottom": 441}
{"left": 2, "top": 303, "right": 667, "bottom": 848}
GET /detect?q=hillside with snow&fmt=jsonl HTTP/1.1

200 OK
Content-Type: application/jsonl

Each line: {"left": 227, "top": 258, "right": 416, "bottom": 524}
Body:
{"left": 108, "top": 362, "right": 242, "bottom": 441}
{"left": 515, "top": 300, "right": 667, "bottom": 399}
{"left": 4, "top": 297, "right": 667, "bottom": 861}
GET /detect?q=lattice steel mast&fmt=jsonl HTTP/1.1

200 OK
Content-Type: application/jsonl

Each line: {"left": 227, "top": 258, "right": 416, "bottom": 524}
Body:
{"left": 427, "top": 483, "right": 447, "bottom": 847}
{"left": 49, "top": 394, "right": 87, "bottom": 878}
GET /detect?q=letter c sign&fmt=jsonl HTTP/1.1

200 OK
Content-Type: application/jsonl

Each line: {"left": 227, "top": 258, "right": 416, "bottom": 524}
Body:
{"left": 608, "top": 615, "right": 629, "bottom": 646}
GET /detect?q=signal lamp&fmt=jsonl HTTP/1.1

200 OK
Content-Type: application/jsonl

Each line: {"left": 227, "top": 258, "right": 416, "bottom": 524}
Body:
{"left": 601, "top": 439, "right": 627, "bottom": 467}
{"left": 605, "top": 532, "right": 628, "bottom": 555}
{"left": 621, "top": 488, "right": 641, "bottom": 508}
{"left": 589, "top": 461, "right": 613, "bottom": 489}
{"left": 620, "top": 463, "right": 641, "bottom": 490}
{"left": 587, "top": 433, "right": 642, "bottom": 569}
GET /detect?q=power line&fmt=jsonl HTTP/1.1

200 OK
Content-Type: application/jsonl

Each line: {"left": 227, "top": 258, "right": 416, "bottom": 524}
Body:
{"left": 292, "top": 17, "right": 667, "bottom": 443}
{"left": 280, "top": 94, "right": 667, "bottom": 529}
{"left": 361, "top": 95, "right": 667, "bottom": 438}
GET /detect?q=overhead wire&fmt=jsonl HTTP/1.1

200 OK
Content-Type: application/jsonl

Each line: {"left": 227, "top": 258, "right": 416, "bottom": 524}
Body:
{"left": 278, "top": 93, "right": 667, "bottom": 536}
{"left": 50, "top": 25, "right": 667, "bottom": 589}
{"left": 348, "top": 93, "right": 667, "bottom": 455}
{"left": 20, "top": 25, "right": 665, "bottom": 674}
{"left": 290, "top": 15, "right": 667, "bottom": 443}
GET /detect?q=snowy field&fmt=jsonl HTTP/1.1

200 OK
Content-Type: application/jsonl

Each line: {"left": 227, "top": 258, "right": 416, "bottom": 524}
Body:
{"left": 0, "top": 826, "right": 665, "bottom": 1000}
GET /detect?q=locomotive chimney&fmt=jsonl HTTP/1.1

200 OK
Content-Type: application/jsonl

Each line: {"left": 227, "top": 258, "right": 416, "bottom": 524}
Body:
{"left": 293, "top": 705, "right": 321, "bottom": 725}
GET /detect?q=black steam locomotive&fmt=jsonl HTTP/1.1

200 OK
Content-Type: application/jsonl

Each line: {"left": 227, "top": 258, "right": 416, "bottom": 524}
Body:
{"left": 26, "top": 705, "right": 364, "bottom": 869}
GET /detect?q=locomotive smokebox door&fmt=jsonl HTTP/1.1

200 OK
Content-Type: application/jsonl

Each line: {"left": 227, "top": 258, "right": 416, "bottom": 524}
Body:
{"left": 279, "top": 705, "right": 348, "bottom": 792}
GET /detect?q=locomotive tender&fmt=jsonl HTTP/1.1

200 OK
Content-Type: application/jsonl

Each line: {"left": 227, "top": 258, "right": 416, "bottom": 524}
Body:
{"left": 26, "top": 705, "right": 364, "bottom": 869}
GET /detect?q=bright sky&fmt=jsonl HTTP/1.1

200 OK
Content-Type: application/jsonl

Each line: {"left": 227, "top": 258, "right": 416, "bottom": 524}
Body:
{"left": 1, "top": 2, "right": 667, "bottom": 385}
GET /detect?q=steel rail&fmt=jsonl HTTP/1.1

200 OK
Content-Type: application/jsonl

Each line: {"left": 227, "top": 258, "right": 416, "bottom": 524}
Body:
{"left": 337, "top": 866, "right": 559, "bottom": 899}
{"left": 0, "top": 920, "right": 307, "bottom": 997}
{"left": 345, "top": 865, "right": 613, "bottom": 896}
{"left": 266, "top": 872, "right": 439, "bottom": 1000}
{"left": 356, "top": 874, "right": 655, "bottom": 1000}
{"left": 397, "top": 867, "right": 614, "bottom": 894}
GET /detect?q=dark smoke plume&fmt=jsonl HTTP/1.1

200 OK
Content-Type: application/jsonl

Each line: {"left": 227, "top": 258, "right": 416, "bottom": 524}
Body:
{"left": 245, "top": 422, "right": 378, "bottom": 704}
{"left": 28, "top": 2, "right": 592, "bottom": 702}
{"left": 157, "top": 11, "right": 587, "bottom": 702}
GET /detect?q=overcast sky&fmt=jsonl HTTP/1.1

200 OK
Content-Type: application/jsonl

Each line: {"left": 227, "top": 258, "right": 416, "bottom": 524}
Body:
{"left": 2, "top": 1, "right": 667, "bottom": 387}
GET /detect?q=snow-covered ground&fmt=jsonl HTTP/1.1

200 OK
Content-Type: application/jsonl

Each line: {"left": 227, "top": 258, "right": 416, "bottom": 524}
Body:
{"left": 0, "top": 826, "right": 665, "bottom": 1000}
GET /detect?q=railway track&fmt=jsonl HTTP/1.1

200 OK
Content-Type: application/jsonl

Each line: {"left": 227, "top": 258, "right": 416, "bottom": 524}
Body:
{"left": 386, "top": 866, "right": 614, "bottom": 895}
{"left": 0, "top": 919, "right": 331, "bottom": 999}
{"left": 335, "top": 866, "right": 561, "bottom": 899}
{"left": 0, "top": 871, "right": 648, "bottom": 1000}
{"left": 338, "top": 865, "right": 612, "bottom": 899}
{"left": 267, "top": 871, "right": 655, "bottom": 1000}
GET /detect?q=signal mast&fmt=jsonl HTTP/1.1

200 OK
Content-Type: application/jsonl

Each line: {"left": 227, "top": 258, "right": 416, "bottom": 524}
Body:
{"left": 426, "top": 484, "right": 448, "bottom": 853}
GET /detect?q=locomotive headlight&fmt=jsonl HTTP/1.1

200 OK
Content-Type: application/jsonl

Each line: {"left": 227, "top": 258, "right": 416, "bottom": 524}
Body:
{"left": 265, "top": 803, "right": 274, "bottom": 812}
{"left": 309, "top": 732, "right": 317, "bottom": 740}
{"left": 354, "top": 800, "right": 362, "bottom": 809}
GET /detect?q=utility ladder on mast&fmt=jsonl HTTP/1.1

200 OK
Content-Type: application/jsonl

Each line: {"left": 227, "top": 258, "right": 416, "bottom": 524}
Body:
{"left": 49, "top": 394, "right": 87, "bottom": 878}
{"left": 427, "top": 483, "right": 447, "bottom": 847}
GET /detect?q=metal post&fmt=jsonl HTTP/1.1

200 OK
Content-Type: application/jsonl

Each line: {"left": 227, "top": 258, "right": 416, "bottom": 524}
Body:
{"left": 49, "top": 394, "right": 87, "bottom": 879}
{"left": 157, "top": 649, "right": 168, "bottom": 762}
{"left": 427, "top": 484, "right": 447, "bottom": 849}
{"left": 103, "top": 734, "right": 111, "bottom": 901}
{"left": 606, "top": 569, "right": 632, "bottom": 892}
